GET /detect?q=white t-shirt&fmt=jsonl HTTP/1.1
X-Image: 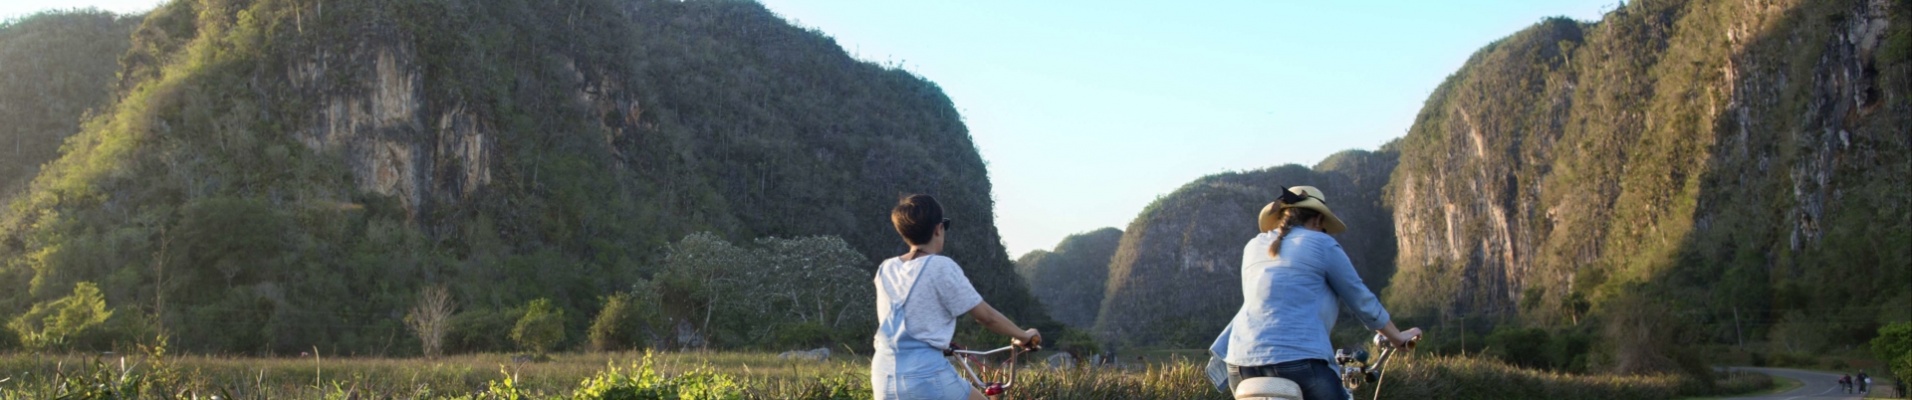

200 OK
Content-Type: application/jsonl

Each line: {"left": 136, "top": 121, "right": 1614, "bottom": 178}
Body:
{"left": 874, "top": 255, "right": 985, "bottom": 350}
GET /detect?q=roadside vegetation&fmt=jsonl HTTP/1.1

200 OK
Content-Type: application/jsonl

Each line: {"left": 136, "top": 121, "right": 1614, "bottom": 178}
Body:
{"left": 0, "top": 347, "right": 1780, "bottom": 399}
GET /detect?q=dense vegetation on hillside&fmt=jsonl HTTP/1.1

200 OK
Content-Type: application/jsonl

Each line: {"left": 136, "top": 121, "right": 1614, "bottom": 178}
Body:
{"left": 0, "top": 0, "right": 1048, "bottom": 355}
{"left": 0, "top": 10, "right": 138, "bottom": 201}
{"left": 1016, "top": 227, "right": 1122, "bottom": 329}
{"left": 1386, "top": 0, "right": 1911, "bottom": 374}
{"left": 1093, "top": 149, "right": 1399, "bottom": 347}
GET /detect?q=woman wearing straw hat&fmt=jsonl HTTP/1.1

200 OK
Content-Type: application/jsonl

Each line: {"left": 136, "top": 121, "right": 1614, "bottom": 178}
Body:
{"left": 1210, "top": 186, "right": 1422, "bottom": 400}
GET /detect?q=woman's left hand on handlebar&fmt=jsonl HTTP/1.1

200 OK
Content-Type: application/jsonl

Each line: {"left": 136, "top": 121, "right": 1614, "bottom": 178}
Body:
{"left": 1014, "top": 328, "right": 1041, "bottom": 349}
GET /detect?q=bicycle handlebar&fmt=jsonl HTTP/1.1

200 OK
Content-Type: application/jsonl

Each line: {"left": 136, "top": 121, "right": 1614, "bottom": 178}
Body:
{"left": 950, "top": 342, "right": 1039, "bottom": 396}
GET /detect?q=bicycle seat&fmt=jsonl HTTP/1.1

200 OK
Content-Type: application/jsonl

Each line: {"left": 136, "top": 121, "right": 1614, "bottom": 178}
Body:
{"left": 1235, "top": 376, "right": 1303, "bottom": 400}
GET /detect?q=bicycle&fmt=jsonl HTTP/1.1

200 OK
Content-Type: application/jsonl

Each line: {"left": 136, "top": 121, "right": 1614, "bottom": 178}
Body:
{"left": 946, "top": 340, "right": 1040, "bottom": 399}
{"left": 1227, "top": 333, "right": 1419, "bottom": 400}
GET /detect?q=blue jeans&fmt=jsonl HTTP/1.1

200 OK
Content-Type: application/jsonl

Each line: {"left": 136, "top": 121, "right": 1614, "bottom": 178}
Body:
{"left": 1227, "top": 359, "right": 1350, "bottom": 400}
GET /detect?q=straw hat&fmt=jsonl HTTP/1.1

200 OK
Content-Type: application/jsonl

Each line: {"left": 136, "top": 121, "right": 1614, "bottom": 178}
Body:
{"left": 1257, "top": 186, "right": 1346, "bottom": 234}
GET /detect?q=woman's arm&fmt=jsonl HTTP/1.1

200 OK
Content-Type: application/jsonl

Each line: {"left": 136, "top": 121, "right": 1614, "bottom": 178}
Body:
{"left": 968, "top": 301, "right": 1040, "bottom": 346}
{"left": 1322, "top": 243, "right": 1390, "bottom": 330}
{"left": 1322, "top": 242, "right": 1423, "bottom": 346}
{"left": 1375, "top": 322, "right": 1423, "bottom": 348}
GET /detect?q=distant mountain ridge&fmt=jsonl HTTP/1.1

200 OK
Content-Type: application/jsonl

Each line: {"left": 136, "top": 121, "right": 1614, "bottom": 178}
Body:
{"left": 1016, "top": 227, "right": 1122, "bottom": 329}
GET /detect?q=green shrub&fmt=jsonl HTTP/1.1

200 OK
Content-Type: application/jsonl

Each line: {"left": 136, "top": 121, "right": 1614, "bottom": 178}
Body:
{"left": 1544, "top": 330, "right": 1594, "bottom": 372}
{"left": 0, "top": 324, "right": 17, "bottom": 350}
{"left": 770, "top": 322, "right": 831, "bottom": 350}
{"left": 6, "top": 281, "right": 114, "bottom": 351}
{"left": 1486, "top": 326, "right": 1552, "bottom": 369}
{"left": 589, "top": 289, "right": 665, "bottom": 352}
{"left": 512, "top": 298, "right": 566, "bottom": 355}
{"left": 1882, "top": 25, "right": 1911, "bottom": 65}
{"left": 588, "top": 292, "right": 637, "bottom": 352}
{"left": 1765, "top": 352, "right": 1815, "bottom": 368}
{"left": 1055, "top": 328, "right": 1102, "bottom": 358}
{"left": 567, "top": 354, "right": 745, "bottom": 400}
{"left": 448, "top": 307, "right": 528, "bottom": 354}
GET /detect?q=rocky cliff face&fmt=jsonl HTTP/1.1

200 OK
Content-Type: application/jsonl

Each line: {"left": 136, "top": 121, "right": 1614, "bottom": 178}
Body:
{"left": 1093, "top": 149, "right": 1398, "bottom": 347}
{"left": 0, "top": 0, "right": 1047, "bottom": 353}
{"left": 1387, "top": 0, "right": 1909, "bottom": 353}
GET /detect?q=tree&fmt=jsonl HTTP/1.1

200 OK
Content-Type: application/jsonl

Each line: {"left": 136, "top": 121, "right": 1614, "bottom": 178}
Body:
{"left": 587, "top": 289, "right": 664, "bottom": 352}
{"left": 405, "top": 285, "right": 456, "bottom": 358}
{"left": 752, "top": 235, "right": 871, "bottom": 335}
{"left": 511, "top": 298, "right": 565, "bottom": 355}
{"left": 656, "top": 232, "right": 751, "bottom": 347}
{"left": 655, "top": 233, "right": 873, "bottom": 349}
{"left": 7, "top": 282, "right": 114, "bottom": 350}
{"left": 1873, "top": 322, "right": 1912, "bottom": 383}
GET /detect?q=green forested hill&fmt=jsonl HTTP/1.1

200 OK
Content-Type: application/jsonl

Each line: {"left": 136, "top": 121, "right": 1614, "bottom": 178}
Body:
{"left": 1093, "top": 149, "right": 1399, "bottom": 347}
{"left": 0, "top": 10, "right": 139, "bottom": 201}
{"left": 1386, "top": 0, "right": 1911, "bottom": 373}
{"left": 1016, "top": 227, "right": 1122, "bottom": 329}
{"left": 0, "top": 0, "right": 1046, "bottom": 355}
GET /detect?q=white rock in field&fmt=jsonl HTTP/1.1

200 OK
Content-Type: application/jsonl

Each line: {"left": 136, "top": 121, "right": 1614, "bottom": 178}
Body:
{"left": 1046, "top": 352, "right": 1076, "bottom": 368}
{"left": 779, "top": 347, "right": 831, "bottom": 361}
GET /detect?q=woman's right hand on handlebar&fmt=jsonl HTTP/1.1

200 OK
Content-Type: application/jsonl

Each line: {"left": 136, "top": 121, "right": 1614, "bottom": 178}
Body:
{"left": 1387, "top": 327, "right": 1422, "bottom": 349}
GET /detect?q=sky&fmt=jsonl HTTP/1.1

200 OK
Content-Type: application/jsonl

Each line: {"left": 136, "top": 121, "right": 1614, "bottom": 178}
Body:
{"left": 4, "top": 1, "right": 1617, "bottom": 258}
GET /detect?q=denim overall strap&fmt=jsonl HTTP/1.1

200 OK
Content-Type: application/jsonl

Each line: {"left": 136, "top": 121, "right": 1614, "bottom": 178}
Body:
{"left": 872, "top": 255, "right": 948, "bottom": 375}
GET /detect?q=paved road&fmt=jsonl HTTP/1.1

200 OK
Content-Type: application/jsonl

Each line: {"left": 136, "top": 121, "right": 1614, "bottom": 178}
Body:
{"left": 1724, "top": 367, "right": 1871, "bottom": 399}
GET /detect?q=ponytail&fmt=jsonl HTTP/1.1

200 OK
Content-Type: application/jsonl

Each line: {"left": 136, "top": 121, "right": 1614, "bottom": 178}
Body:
{"left": 1268, "top": 227, "right": 1295, "bottom": 258}
{"left": 1266, "top": 207, "right": 1322, "bottom": 258}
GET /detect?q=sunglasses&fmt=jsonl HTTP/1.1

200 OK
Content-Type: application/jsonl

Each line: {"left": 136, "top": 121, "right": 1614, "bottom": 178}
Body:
{"left": 941, "top": 218, "right": 953, "bottom": 231}
{"left": 1277, "top": 186, "right": 1325, "bottom": 205}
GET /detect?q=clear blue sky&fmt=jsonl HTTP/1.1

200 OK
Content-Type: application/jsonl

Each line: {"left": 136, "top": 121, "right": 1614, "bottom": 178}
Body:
{"left": 5, "top": 1, "right": 1617, "bottom": 258}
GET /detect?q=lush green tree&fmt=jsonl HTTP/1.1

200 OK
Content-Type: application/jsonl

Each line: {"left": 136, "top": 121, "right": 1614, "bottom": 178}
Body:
{"left": 7, "top": 281, "right": 113, "bottom": 350}
{"left": 511, "top": 298, "right": 565, "bottom": 355}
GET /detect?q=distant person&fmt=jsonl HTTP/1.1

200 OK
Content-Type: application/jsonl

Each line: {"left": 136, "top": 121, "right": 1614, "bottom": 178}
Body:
{"left": 870, "top": 194, "right": 1040, "bottom": 400}
{"left": 1843, "top": 374, "right": 1854, "bottom": 393}
{"left": 1210, "top": 186, "right": 1422, "bottom": 400}
{"left": 1861, "top": 371, "right": 1871, "bottom": 393}
{"left": 1894, "top": 377, "right": 1904, "bottom": 398}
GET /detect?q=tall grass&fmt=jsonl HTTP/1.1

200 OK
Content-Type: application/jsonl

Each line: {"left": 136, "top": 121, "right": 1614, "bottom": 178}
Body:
{"left": 0, "top": 350, "right": 1769, "bottom": 399}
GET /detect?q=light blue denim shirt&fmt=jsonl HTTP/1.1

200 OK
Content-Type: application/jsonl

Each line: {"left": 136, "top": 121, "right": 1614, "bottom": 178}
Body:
{"left": 1212, "top": 227, "right": 1390, "bottom": 367}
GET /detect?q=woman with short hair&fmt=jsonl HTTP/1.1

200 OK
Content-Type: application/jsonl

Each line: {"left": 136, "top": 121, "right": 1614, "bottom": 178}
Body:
{"left": 872, "top": 194, "right": 1040, "bottom": 400}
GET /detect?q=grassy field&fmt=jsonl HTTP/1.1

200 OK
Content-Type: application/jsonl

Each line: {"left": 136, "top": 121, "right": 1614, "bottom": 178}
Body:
{"left": 0, "top": 349, "right": 1774, "bottom": 399}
